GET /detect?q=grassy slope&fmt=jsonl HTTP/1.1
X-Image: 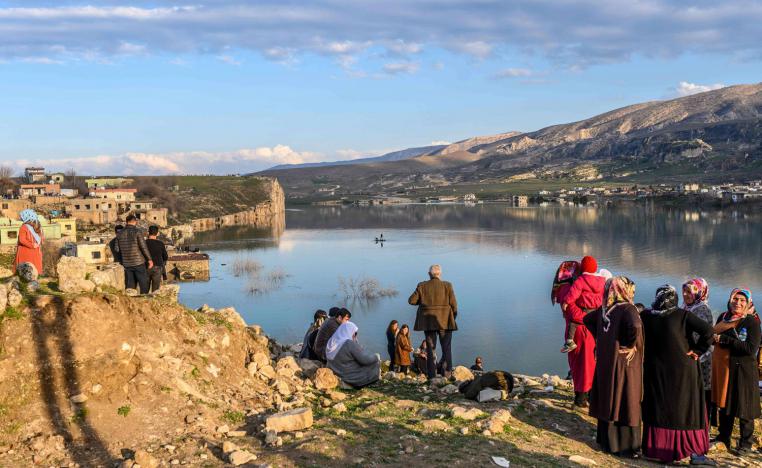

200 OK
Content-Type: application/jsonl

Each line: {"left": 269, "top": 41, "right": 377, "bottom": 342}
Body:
{"left": 172, "top": 176, "right": 269, "bottom": 222}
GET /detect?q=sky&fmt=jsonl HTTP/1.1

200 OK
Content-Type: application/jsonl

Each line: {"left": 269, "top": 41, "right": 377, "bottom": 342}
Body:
{"left": 1, "top": 1, "right": 762, "bottom": 175}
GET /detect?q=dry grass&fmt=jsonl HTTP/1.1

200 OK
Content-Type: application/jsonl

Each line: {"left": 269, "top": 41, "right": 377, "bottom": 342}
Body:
{"left": 230, "top": 257, "right": 263, "bottom": 277}
{"left": 243, "top": 267, "right": 289, "bottom": 296}
{"left": 338, "top": 275, "right": 398, "bottom": 301}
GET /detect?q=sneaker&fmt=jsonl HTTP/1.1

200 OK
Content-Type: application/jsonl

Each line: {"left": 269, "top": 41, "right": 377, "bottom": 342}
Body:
{"left": 690, "top": 455, "right": 716, "bottom": 466}
{"left": 560, "top": 340, "right": 577, "bottom": 353}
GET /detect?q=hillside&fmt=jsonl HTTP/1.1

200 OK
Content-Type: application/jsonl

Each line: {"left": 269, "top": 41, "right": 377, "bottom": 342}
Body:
{"left": 1, "top": 282, "right": 758, "bottom": 467}
{"left": 133, "top": 176, "right": 284, "bottom": 223}
{"left": 260, "top": 83, "right": 762, "bottom": 199}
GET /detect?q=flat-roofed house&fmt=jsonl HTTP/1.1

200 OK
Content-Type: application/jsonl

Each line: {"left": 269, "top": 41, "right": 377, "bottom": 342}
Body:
{"left": 65, "top": 198, "right": 118, "bottom": 225}
{"left": 90, "top": 188, "right": 137, "bottom": 202}
{"left": 18, "top": 183, "right": 61, "bottom": 199}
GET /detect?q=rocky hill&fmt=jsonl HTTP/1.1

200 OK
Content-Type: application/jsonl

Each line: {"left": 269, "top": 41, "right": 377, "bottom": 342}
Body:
{"left": 260, "top": 83, "right": 762, "bottom": 198}
{"left": 0, "top": 274, "right": 759, "bottom": 466}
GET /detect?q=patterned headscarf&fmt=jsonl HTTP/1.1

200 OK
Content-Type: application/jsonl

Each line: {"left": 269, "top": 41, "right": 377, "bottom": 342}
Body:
{"left": 602, "top": 276, "right": 636, "bottom": 332}
{"left": 682, "top": 278, "right": 708, "bottom": 310}
{"left": 651, "top": 284, "right": 678, "bottom": 315}
{"left": 551, "top": 260, "right": 580, "bottom": 305}
{"left": 19, "top": 209, "right": 38, "bottom": 223}
{"left": 727, "top": 288, "right": 755, "bottom": 320}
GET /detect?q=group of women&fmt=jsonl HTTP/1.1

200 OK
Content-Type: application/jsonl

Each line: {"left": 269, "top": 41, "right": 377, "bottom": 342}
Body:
{"left": 555, "top": 260, "right": 761, "bottom": 465}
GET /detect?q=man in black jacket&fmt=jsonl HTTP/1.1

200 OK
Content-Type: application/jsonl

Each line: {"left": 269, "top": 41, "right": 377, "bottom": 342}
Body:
{"left": 145, "top": 225, "right": 168, "bottom": 292}
{"left": 115, "top": 215, "right": 153, "bottom": 293}
{"left": 108, "top": 225, "right": 124, "bottom": 264}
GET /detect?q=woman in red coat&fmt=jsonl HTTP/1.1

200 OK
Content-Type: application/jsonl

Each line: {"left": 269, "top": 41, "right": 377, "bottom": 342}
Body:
{"left": 14, "top": 209, "right": 44, "bottom": 275}
{"left": 555, "top": 256, "right": 603, "bottom": 408}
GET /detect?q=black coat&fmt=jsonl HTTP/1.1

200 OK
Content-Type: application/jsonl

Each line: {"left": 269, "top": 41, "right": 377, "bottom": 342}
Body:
{"left": 715, "top": 312, "right": 761, "bottom": 420}
{"left": 640, "top": 308, "right": 713, "bottom": 430}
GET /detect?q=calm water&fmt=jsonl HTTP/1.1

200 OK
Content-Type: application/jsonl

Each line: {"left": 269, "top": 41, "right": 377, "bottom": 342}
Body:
{"left": 178, "top": 203, "right": 762, "bottom": 377}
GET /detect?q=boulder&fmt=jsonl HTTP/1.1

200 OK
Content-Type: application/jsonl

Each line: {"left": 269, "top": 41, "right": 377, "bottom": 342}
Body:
{"left": 297, "top": 359, "right": 321, "bottom": 379}
{"left": 394, "top": 399, "right": 417, "bottom": 410}
{"left": 568, "top": 455, "right": 598, "bottom": 466}
{"left": 483, "top": 409, "right": 512, "bottom": 433}
{"left": 89, "top": 263, "right": 125, "bottom": 290}
{"left": 229, "top": 450, "right": 257, "bottom": 466}
{"left": 440, "top": 384, "right": 459, "bottom": 395}
{"left": 265, "top": 408, "right": 314, "bottom": 433}
{"left": 252, "top": 352, "right": 270, "bottom": 369}
{"left": 56, "top": 256, "right": 96, "bottom": 293}
{"left": 133, "top": 450, "right": 159, "bottom": 468}
{"left": 16, "top": 262, "right": 38, "bottom": 282}
{"left": 258, "top": 365, "right": 276, "bottom": 380}
{"left": 314, "top": 368, "right": 339, "bottom": 390}
{"left": 421, "top": 419, "right": 450, "bottom": 432}
{"left": 217, "top": 307, "right": 247, "bottom": 328}
{"left": 452, "top": 366, "right": 474, "bottom": 382}
{"left": 0, "top": 267, "right": 13, "bottom": 278}
{"left": 451, "top": 406, "right": 486, "bottom": 421}
{"left": 150, "top": 284, "right": 180, "bottom": 303}
{"left": 7, "top": 288, "right": 23, "bottom": 308}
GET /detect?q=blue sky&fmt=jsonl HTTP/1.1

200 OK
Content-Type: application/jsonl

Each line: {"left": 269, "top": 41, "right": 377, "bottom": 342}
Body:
{"left": 1, "top": 1, "right": 761, "bottom": 175}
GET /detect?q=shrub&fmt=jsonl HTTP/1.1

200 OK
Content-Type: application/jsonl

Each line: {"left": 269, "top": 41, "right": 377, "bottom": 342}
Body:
{"left": 117, "top": 405, "right": 131, "bottom": 417}
{"left": 338, "top": 276, "right": 398, "bottom": 301}
{"left": 231, "top": 257, "right": 263, "bottom": 277}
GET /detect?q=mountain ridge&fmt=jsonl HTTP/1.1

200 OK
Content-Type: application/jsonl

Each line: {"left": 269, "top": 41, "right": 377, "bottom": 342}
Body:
{"left": 259, "top": 83, "right": 762, "bottom": 198}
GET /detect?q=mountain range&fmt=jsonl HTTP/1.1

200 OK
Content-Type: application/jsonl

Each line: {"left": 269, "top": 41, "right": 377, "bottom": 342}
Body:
{"left": 258, "top": 83, "right": 762, "bottom": 198}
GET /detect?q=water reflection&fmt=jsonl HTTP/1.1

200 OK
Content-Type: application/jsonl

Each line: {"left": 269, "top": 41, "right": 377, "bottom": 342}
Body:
{"left": 285, "top": 204, "right": 762, "bottom": 286}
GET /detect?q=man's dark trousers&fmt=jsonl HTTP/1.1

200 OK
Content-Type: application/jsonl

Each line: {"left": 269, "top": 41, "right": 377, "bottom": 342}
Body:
{"left": 424, "top": 330, "right": 453, "bottom": 378}
{"left": 125, "top": 264, "right": 149, "bottom": 294}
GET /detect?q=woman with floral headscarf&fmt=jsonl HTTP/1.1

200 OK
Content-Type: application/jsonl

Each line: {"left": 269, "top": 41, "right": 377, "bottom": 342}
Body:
{"left": 640, "top": 285, "right": 715, "bottom": 466}
{"left": 682, "top": 278, "right": 715, "bottom": 424}
{"left": 710, "top": 288, "right": 760, "bottom": 455}
{"left": 13, "top": 208, "right": 44, "bottom": 275}
{"left": 584, "top": 276, "right": 644, "bottom": 457}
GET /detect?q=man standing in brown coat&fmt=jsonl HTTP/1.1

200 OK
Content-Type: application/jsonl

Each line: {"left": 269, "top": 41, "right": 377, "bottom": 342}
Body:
{"left": 409, "top": 264, "right": 458, "bottom": 378}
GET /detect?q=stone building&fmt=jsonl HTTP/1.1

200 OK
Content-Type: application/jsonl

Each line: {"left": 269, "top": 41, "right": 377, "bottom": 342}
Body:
{"left": 18, "top": 183, "right": 61, "bottom": 199}
{"left": 24, "top": 167, "right": 46, "bottom": 183}
{"left": 0, "top": 199, "right": 33, "bottom": 220}
{"left": 89, "top": 188, "right": 137, "bottom": 202}
{"left": 65, "top": 198, "right": 119, "bottom": 225}
{"left": 85, "top": 177, "right": 133, "bottom": 189}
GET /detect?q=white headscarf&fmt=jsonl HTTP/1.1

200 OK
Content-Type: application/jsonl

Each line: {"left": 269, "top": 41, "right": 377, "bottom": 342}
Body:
{"left": 326, "top": 321, "right": 358, "bottom": 361}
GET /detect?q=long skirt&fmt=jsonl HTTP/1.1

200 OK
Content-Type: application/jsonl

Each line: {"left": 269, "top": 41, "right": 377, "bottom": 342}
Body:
{"left": 643, "top": 423, "right": 709, "bottom": 463}
{"left": 597, "top": 420, "right": 642, "bottom": 455}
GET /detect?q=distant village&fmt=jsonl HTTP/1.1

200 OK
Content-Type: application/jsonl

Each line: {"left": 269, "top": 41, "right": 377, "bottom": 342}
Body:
{"left": 0, "top": 167, "right": 208, "bottom": 280}
{"left": 315, "top": 180, "right": 762, "bottom": 207}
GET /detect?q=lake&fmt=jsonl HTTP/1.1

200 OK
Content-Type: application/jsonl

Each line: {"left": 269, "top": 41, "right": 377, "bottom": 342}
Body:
{"left": 178, "top": 203, "right": 762, "bottom": 377}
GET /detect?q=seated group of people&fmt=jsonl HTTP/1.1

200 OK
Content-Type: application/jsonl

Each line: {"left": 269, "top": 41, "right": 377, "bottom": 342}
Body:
{"left": 298, "top": 307, "right": 381, "bottom": 388}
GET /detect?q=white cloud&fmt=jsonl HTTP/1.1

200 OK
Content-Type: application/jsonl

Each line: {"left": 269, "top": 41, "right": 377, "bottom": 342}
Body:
{"left": 383, "top": 61, "right": 419, "bottom": 75}
{"left": 430, "top": 140, "right": 451, "bottom": 145}
{"left": 674, "top": 81, "right": 726, "bottom": 97}
{"left": 20, "top": 56, "right": 62, "bottom": 65}
{"left": 11, "top": 145, "right": 324, "bottom": 175}
{"left": 1, "top": 2, "right": 762, "bottom": 70}
{"left": 494, "top": 68, "right": 533, "bottom": 78}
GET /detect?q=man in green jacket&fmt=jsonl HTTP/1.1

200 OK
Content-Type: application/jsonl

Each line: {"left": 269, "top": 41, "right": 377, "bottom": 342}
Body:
{"left": 409, "top": 264, "right": 458, "bottom": 378}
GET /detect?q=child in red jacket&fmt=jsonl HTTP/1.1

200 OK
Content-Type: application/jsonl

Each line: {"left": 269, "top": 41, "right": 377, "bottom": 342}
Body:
{"left": 561, "top": 256, "right": 608, "bottom": 353}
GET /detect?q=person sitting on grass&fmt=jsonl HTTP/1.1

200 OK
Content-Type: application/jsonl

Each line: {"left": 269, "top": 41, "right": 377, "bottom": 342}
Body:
{"left": 326, "top": 322, "right": 380, "bottom": 388}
